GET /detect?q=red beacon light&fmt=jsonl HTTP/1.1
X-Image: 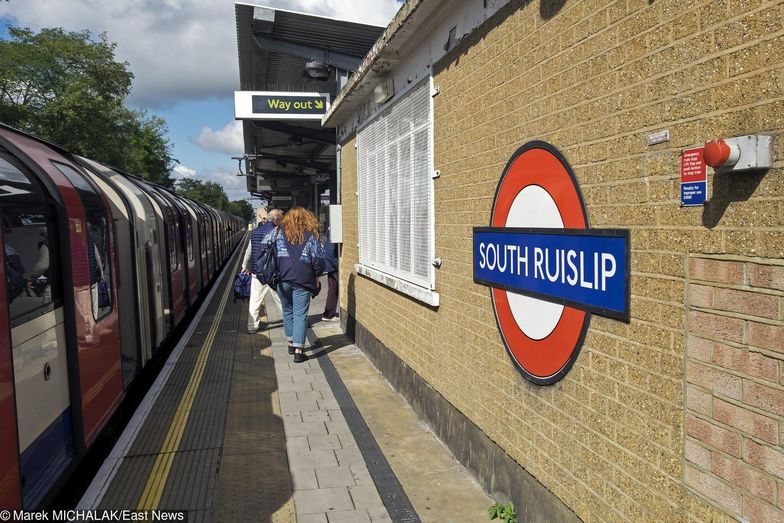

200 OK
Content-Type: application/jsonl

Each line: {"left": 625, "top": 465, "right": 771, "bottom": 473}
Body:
{"left": 704, "top": 139, "right": 740, "bottom": 168}
{"left": 702, "top": 135, "right": 773, "bottom": 173}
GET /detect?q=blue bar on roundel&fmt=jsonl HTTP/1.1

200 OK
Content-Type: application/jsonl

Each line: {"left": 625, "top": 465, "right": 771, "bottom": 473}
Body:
{"left": 473, "top": 228, "right": 630, "bottom": 321}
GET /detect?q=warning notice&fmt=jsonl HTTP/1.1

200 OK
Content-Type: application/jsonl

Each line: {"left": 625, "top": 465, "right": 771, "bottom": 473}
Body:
{"left": 681, "top": 147, "right": 707, "bottom": 206}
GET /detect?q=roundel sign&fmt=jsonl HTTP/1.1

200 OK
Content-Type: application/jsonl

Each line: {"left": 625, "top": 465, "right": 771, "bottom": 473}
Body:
{"left": 473, "top": 141, "right": 630, "bottom": 385}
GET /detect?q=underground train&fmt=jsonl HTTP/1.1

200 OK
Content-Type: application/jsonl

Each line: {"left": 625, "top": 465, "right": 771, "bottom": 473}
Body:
{"left": 0, "top": 125, "right": 245, "bottom": 509}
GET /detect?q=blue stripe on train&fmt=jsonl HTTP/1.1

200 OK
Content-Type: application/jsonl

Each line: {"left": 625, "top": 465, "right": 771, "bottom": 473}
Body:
{"left": 20, "top": 408, "right": 75, "bottom": 509}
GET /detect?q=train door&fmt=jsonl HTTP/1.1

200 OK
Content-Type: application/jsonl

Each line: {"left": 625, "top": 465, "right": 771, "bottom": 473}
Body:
{"left": 78, "top": 160, "right": 140, "bottom": 387}
{"left": 132, "top": 182, "right": 172, "bottom": 339}
{"left": 165, "top": 194, "right": 195, "bottom": 308}
{"left": 48, "top": 161, "right": 123, "bottom": 447}
{"left": 181, "top": 200, "right": 203, "bottom": 294}
{"left": 143, "top": 187, "right": 185, "bottom": 326}
{"left": 0, "top": 152, "right": 74, "bottom": 509}
{"left": 107, "top": 174, "right": 160, "bottom": 360}
{"left": 0, "top": 226, "right": 22, "bottom": 509}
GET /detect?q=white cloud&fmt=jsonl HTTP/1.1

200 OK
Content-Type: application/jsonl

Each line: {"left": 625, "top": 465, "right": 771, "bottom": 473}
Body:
{"left": 194, "top": 120, "right": 244, "bottom": 154}
{"left": 172, "top": 164, "right": 197, "bottom": 178}
{"left": 0, "top": 0, "right": 402, "bottom": 108}
{"left": 172, "top": 164, "right": 248, "bottom": 201}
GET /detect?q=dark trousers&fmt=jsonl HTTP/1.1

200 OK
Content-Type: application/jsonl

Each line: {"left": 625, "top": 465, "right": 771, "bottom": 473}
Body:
{"left": 323, "top": 271, "right": 339, "bottom": 318}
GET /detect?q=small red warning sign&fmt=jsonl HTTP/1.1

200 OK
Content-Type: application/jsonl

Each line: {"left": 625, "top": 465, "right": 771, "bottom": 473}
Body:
{"left": 681, "top": 148, "right": 706, "bottom": 183}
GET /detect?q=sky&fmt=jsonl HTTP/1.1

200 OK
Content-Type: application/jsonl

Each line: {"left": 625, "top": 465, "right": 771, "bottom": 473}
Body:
{"left": 0, "top": 0, "right": 402, "bottom": 202}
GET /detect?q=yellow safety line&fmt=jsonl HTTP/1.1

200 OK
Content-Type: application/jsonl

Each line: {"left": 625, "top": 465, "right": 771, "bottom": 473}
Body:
{"left": 136, "top": 246, "right": 244, "bottom": 510}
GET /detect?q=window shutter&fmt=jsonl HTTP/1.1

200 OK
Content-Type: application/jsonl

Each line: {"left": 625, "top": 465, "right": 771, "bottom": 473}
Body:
{"left": 358, "top": 79, "right": 433, "bottom": 289}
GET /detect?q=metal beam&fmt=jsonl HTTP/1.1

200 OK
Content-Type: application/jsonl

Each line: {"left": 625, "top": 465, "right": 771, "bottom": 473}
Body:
{"left": 252, "top": 120, "right": 335, "bottom": 144}
{"left": 253, "top": 33, "right": 362, "bottom": 72}
{"left": 253, "top": 154, "right": 333, "bottom": 172}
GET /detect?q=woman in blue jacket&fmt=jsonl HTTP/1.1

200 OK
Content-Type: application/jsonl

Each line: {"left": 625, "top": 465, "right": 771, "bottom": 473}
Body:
{"left": 263, "top": 207, "right": 325, "bottom": 362}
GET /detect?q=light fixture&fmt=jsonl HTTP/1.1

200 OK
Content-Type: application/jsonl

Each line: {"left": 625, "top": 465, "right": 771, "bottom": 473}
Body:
{"left": 305, "top": 60, "right": 330, "bottom": 80}
{"left": 374, "top": 76, "right": 394, "bottom": 104}
{"left": 233, "top": 156, "right": 245, "bottom": 176}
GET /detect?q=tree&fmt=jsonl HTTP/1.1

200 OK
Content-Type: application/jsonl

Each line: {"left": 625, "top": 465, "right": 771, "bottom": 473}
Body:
{"left": 228, "top": 199, "right": 254, "bottom": 223}
{"left": 176, "top": 178, "right": 229, "bottom": 211}
{"left": 0, "top": 26, "right": 175, "bottom": 185}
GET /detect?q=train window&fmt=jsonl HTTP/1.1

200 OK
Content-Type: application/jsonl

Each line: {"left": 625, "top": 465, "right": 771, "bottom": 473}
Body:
{"left": 51, "top": 162, "right": 113, "bottom": 321}
{"left": 168, "top": 221, "right": 178, "bottom": 270}
{"left": 0, "top": 155, "right": 63, "bottom": 325}
{"left": 186, "top": 220, "right": 193, "bottom": 262}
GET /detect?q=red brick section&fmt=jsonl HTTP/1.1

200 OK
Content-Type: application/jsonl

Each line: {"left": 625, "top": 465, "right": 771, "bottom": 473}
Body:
{"left": 685, "top": 257, "right": 784, "bottom": 521}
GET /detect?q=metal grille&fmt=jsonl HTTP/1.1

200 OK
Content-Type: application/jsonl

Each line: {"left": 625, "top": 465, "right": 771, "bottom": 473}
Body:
{"left": 357, "top": 79, "right": 433, "bottom": 289}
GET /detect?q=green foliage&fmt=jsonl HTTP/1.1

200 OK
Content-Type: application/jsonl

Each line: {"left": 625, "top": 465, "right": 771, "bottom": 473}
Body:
{"left": 176, "top": 178, "right": 229, "bottom": 211}
{"left": 0, "top": 26, "right": 175, "bottom": 186}
{"left": 227, "top": 199, "right": 254, "bottom": 223}
{"left": 488, "top": 501, "right": 518, "bottom": 523}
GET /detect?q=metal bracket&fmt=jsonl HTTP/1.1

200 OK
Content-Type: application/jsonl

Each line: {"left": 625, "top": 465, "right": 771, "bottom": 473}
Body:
{"left": 432, "top": 170, "right": 441, "bottom": 179}
{"left": 431, "top": 85, "right": 440, "bottom": 97}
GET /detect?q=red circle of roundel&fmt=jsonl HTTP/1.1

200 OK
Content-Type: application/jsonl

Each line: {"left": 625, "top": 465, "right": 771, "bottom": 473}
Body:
{"left": 490, "top": 141, "right": 591, "bottom": 385}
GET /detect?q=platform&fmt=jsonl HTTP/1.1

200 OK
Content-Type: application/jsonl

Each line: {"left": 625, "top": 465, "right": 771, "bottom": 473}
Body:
{"left": 79, "top": 238, "right": 491, "bottom": 522}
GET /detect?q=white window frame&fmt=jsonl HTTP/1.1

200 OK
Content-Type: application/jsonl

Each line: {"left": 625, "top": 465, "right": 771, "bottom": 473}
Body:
{"left": 356, "top": 77, "right": 438, "bottom": 307}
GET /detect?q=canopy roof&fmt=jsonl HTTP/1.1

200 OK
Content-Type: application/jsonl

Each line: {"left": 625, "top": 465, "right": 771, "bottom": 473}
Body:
{"left": 235, "top": 3, "right": 384, "bottom": 201}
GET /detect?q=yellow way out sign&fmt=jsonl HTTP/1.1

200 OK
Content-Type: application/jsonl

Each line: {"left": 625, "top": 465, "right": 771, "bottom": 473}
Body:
{"left": 234, "top": 91, "right": 330, "bottom": 120}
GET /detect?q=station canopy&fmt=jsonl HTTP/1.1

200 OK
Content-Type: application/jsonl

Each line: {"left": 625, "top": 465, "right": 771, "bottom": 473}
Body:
{"left": 234, "top": 3, "right": 384, "bottom": 206}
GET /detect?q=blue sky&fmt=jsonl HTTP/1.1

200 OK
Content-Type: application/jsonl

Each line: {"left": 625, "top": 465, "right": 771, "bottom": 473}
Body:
{"left": 0, "top": 1, "right": 402, "bottom": 201}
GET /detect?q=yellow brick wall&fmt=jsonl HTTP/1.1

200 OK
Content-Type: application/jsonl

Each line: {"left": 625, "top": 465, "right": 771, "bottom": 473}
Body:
{"left": 339, "top": 1, "right": 784, "bottom": 521}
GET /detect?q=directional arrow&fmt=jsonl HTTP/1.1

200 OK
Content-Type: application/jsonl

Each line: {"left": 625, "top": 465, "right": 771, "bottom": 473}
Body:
{"left": 314, "top": 99, "right": 324, "bottom": 110}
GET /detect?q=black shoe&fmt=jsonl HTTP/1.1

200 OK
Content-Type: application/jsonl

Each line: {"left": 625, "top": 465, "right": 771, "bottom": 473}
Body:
{"left": 288, "top": 345, "right": 295, "bottom": 355}
{"left": 294, "top": 351, "right": 308, "bottom": 363}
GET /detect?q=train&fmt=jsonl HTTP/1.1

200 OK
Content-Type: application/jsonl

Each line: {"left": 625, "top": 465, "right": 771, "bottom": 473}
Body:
{"left": 0, "top": 124, "right": 245, "bottom": 509}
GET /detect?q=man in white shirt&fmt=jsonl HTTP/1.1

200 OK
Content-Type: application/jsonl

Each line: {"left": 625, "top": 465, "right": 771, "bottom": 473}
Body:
{"left": 242, "top": 208, "right": 282, "bottom": 333}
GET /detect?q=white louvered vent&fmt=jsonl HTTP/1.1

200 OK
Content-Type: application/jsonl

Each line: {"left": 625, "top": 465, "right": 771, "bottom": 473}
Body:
{"left": 357, "top": 78, "right": 434, "bottom": 290}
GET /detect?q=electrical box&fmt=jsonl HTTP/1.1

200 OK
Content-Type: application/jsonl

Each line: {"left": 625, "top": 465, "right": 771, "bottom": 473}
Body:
{"left": 329, "top": 205, "right": 343, "bottom": 243}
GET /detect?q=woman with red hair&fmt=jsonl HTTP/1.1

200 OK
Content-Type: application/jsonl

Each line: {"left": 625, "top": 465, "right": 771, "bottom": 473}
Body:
{"left": 262, "top": 207, "right": 325, "bottom": 362}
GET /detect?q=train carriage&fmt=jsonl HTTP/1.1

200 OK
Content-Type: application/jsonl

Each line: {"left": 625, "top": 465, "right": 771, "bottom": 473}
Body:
{"left": 0, "top": 125, "right": 244, "bottom": 509}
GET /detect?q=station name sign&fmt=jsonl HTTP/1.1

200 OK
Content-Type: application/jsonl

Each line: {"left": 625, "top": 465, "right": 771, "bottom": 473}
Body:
{"left": 473, "top": 141, "right": 630, "bottom": 385}
{"left": 234, "top": 91, "right": 330, "bottom": 120}
{"left": 474, "top": 228, "right": 629, "bottom": 321}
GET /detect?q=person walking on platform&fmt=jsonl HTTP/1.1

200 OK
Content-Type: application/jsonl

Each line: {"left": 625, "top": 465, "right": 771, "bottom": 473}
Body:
{"left": 321, "top": 226, "right": 339, "bottom": 321}
{"left": 242, "top": 208, "right": 283, "bottom": 333}
{"left": 262, "top": 207, "right": 324, "bottom": 363}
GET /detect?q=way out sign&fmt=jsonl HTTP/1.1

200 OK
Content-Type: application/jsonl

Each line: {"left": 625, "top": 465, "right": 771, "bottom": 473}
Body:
{"left": 234, "top": 91, "right": 330, "bottom": 120}
{"left": 473, "top": 141, "right": 630, "bottom": 385}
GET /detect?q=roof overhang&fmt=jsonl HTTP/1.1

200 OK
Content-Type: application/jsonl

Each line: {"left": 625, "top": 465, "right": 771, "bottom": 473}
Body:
{"left": 322, "top": 0, "right": 447, "bottom": 128}
{"left": 235, "top": 3, "right": 384, "bottom": 202}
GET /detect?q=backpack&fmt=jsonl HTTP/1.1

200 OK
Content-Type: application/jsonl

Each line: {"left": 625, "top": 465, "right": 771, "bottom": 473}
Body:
{"left": 5, "top": 248, "right": 26, "bottom": 301}
{"left": 233, "top": 272, "right": 252, "bottom": 302}
{"left": 255, "top": 231, "right": 280, "bottom": 290}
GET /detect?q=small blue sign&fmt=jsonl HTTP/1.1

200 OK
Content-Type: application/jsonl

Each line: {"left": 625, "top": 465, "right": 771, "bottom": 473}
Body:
{"left": 473, "top": 228, "right": 630, "bottom": 321}
{"left": 681, "top": 181, "right": 707, "bottom": 206}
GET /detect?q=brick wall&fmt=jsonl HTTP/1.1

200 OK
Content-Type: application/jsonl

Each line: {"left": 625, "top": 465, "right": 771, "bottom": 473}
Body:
{"left": 339, "top": 0, "right": 784, "bottom": 521}
{"left": 686, "top": 256, "right": 784, "bottom": 521}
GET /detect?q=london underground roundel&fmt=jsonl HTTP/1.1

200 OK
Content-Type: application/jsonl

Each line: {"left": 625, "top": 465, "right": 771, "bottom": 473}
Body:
{"left": 473, "top": 141, "right": 630, "bottom": 385}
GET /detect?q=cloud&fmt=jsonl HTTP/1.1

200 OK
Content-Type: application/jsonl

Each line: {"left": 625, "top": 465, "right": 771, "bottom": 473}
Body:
{"left": 172, "top": 164, "right": 248, "bottom": 201}
{"left": 0, "top": 0, "right": 402, "bottom": 109}
{"left": 194, "top": 120, "right": 243, "bottom": 155}
{"left": 172, "top": 164, "right": 197, "bottom": 178}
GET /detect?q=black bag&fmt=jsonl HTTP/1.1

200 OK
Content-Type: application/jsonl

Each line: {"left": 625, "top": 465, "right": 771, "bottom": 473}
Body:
{"left": 256, "top": 230, "right": 280, "bottom": 290}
